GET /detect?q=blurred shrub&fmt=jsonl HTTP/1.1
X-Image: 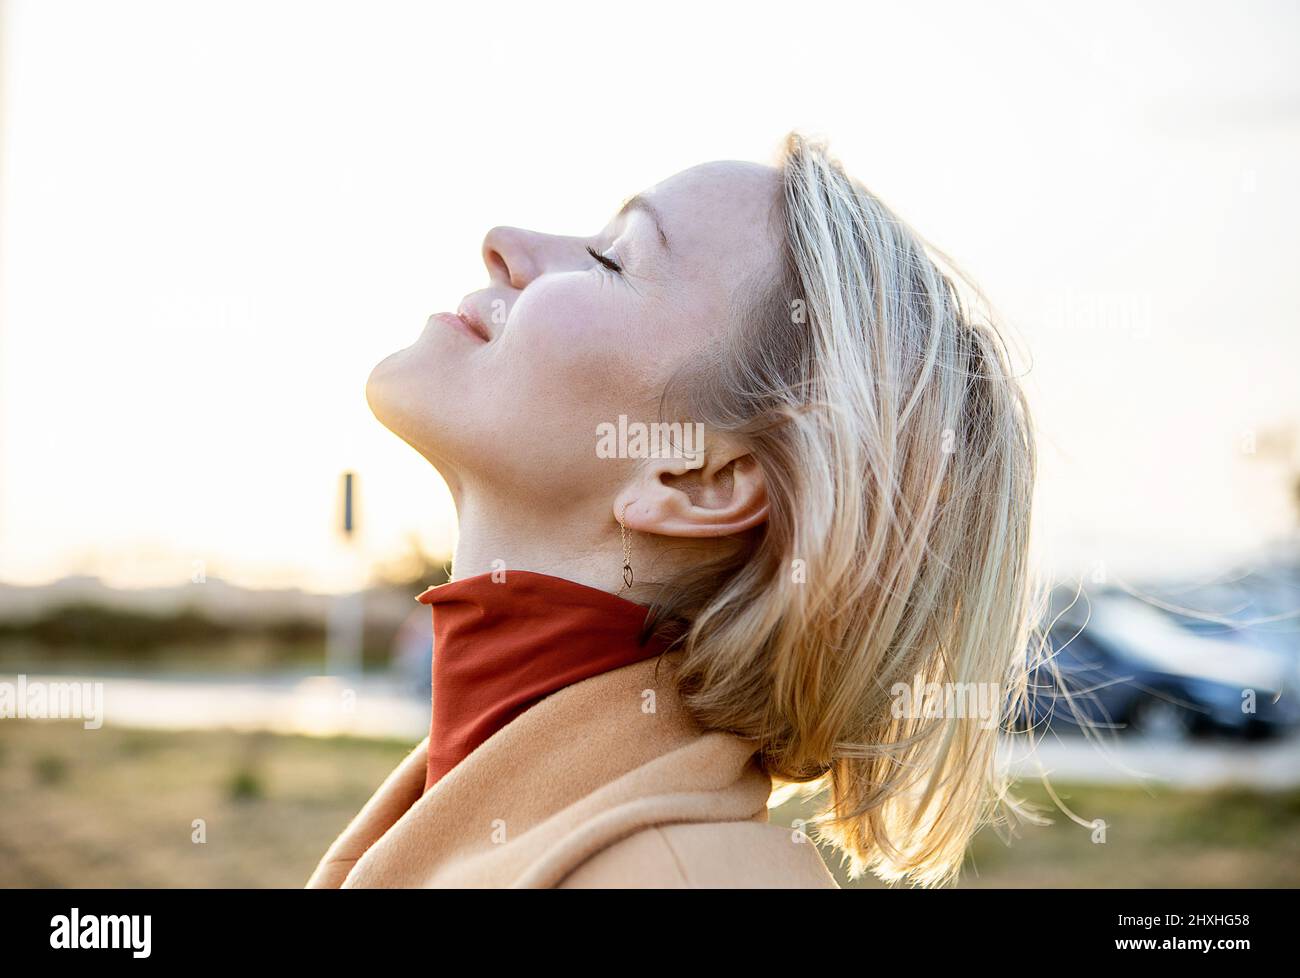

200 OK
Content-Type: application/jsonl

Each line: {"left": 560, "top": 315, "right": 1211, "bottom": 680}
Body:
{"left": 33, "top": 754, "right": 68, "bottom": 785}
{"left": 0, "top": 602, "right": 239, "bottom": 654}
{"left": 0, "top": 602, "right": 338, "bottom": 662}
{"left": 227, "top": 767, "right": 265, "bottom": 802}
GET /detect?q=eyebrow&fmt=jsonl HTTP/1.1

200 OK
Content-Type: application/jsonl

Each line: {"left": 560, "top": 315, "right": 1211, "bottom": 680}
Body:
{"left": 617, "top": 194, "right": 670, "bottom": 252}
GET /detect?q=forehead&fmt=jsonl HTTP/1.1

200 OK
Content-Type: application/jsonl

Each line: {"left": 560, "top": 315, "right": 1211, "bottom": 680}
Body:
{"left": 639, "top": 161, "right": 782, "bottom": 282}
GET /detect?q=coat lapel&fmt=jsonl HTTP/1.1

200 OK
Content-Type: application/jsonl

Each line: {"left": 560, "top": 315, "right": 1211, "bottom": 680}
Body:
{"left": 306, "top": 655, "right": 773, "bottom": 888}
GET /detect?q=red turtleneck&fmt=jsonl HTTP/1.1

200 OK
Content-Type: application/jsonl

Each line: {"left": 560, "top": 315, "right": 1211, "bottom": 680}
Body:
{"left": 415, "top": 570, "right": 669, "bottom": 791}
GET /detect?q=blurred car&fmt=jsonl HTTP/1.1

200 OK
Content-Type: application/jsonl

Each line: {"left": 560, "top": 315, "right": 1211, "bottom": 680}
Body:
{"left": 1017, "top": 594, "right": 1300, "bottom": 740}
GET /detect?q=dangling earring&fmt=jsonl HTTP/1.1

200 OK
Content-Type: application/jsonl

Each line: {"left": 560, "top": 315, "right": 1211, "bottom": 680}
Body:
{"left": 618, "top": 502, "right": 634, "bottom": 590}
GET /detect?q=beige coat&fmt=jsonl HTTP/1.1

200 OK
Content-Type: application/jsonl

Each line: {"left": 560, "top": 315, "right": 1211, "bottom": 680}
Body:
{"left": 307, "top": 655, "right": 838, "bottom": 888}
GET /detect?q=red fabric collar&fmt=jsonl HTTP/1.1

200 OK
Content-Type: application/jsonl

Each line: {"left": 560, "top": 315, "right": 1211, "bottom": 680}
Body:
{"left": 415, "top": 570, "right": 669, "bottom": 791}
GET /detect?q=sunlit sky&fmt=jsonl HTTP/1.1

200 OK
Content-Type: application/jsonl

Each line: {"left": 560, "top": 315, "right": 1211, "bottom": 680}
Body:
{"left": 2, "top": 0, "right": 1298, "bottom": 592}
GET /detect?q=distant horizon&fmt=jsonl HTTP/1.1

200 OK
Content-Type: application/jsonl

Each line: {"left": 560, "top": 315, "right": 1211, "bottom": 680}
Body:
{"left": 1, "top": 529, "right": 1297, "bottom": 597}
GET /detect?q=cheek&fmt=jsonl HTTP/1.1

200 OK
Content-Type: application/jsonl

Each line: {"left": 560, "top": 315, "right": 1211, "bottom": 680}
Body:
{"left": 500, "top": 277, "right": 654, "bottom": 404}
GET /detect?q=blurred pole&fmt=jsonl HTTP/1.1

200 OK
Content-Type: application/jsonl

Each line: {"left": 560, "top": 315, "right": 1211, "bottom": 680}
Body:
{"left": 326, "top": 471, "right": 364, "bottom": 678}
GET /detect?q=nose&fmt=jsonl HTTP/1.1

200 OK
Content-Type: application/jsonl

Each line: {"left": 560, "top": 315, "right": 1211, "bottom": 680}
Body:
{"left": 481, "top": 225, "right": 543, "bottom": 290}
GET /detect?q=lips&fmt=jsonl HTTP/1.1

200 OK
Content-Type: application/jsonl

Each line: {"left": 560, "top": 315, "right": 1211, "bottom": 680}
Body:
{"left": 459, "top": 310, "right": 491, "bottom": 343}
{"left": 429, "top": 292, "right": 502, "bottom": 344}
{"left": 455, "top": 299, "right": 494, "bottom": 343}
{"left": 429, "top": 312, "right": 489, "bottom": 344}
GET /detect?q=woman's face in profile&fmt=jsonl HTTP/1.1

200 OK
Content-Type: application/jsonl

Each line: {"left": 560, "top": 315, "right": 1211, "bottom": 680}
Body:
{"left": 366, "top": 161, "right": 780, "bottom": 505}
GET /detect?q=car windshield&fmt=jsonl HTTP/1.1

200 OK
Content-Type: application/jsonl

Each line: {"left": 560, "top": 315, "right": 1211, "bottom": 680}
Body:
{"left": 1087, "top": 597, "right": 1288, "bottom": 690}
{"left": 1089, "top": 599, "right": 1190, "bottom": 670}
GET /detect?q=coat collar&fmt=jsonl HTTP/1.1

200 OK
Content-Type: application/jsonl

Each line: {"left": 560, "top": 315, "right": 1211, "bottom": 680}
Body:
{"left": 306, "top": 654, "right": 772, "bottom": 888}
{"left": 415, "top": 570, "right": 670, "bottom": 790}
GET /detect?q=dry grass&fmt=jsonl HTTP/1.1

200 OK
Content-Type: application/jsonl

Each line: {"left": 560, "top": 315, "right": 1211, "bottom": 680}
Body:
{"left": 0, "top": 720, "right": 409, "bottom": 887}
{"left": 770, "top": 779, "right": 1300, "bottom": 888}
{"left": 2, "top": 720, "right": 1297, "bottom": 888}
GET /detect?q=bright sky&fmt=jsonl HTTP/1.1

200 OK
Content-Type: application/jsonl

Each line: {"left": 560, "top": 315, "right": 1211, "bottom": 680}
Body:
{"left": 1, "top": 0, "right": 1298, "bottom": 592}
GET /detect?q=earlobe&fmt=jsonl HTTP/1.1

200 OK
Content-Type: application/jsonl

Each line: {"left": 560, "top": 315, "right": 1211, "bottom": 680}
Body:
{"left": 615, "top": 453, "right": 768, "bottom": 540}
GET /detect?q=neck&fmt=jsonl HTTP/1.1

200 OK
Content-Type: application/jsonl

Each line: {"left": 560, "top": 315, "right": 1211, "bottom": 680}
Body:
{"left": 450, "top": 488, "right": 618, "bottom": 593}
{"left": 447, "top": 483, "right": 721, "bottom": 596}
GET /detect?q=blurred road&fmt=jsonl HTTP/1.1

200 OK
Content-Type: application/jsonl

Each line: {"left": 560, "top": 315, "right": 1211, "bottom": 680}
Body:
{"left": 1001, "top": 731, "right": 1300, "bottom": 789}
{"left": 7, "top": 672, "right": 1299, "bottom": 787}
{"left": 7, "top": 672, "right": 430, "bottom": 741}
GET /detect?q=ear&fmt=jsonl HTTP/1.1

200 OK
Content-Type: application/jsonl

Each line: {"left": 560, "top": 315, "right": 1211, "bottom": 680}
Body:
{"left": 614, "top": 436, "right": 768, "bottom": 539}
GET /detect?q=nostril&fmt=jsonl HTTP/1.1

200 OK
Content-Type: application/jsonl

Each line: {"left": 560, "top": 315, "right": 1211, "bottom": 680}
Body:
{"left": 486, "top": 247, "right": 510, "bottom": 282}
{"left": 482, "top": 226, "right": 531, "bottom": 288}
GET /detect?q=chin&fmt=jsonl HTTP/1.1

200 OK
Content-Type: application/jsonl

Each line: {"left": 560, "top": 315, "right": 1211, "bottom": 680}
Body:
{"left": 365, "top": 348, "right": 429, "bottom": 439}
{"left": 364, "top": 347, "right": 409, "bottom": 429}
{"left": 364, "top": 346, "right": 472, "bottom": 477}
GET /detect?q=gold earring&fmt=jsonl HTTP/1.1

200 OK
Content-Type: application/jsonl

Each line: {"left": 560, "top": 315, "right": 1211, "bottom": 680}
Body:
{"left": 618, "top": 502, "right": 634, "bottom": 590}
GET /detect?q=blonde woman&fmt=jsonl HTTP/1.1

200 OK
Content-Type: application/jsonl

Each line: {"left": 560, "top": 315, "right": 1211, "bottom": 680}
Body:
{"left": 308, "top": 134, "right": 1036, "bottom": 889}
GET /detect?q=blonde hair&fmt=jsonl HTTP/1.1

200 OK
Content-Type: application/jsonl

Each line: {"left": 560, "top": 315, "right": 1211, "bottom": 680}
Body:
{"left": 654, "top": 133, "right": 1038, "bottom": 886}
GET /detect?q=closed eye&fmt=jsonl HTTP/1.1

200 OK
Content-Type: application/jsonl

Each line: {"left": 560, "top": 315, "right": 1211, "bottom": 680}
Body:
{"left": 585, "top": 245, "right": 623, "bottom": 274}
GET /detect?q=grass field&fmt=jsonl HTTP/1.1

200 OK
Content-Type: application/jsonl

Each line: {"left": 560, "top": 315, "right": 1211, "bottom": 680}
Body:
{"left": 2, "top": 720, "right": 1297, "bottom": 888}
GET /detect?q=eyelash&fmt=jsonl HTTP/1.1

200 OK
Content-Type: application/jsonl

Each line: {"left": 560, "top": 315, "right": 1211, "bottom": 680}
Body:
{"left": 586, "top": 245, "right": 623, "bottom": 274}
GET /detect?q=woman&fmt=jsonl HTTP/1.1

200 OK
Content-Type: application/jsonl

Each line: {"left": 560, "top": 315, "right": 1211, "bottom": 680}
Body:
{"left": 307, "top": 134, "right": 1036, "bottom": 889}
